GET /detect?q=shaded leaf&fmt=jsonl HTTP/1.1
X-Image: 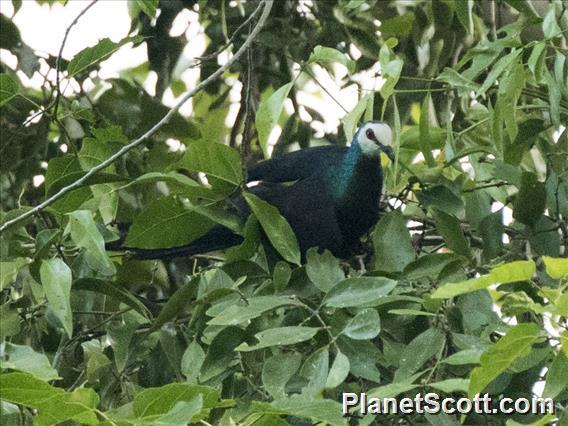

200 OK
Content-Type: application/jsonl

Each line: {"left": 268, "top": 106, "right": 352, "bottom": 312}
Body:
{"left": 343, "top": 308, "right": 381, "bottom": 340}
{"left": 40, "top": 258, "right": 73, "bottom": 337}
{"left": 65, "top": 210, "right": 116, "bottom": 275}
{"left": 124, "top": 195, "right": 214, "bottom": 249}
{"left": 262, "top": 352, "right": 302, "bottom": 398}
{"left": 395, "top": 328, "right": 445, "bottom": 381}
{"left": 236, "top": 327, "right": 319, "bottom": 351}
{"left": 324, "top": 277, "right": 397, "bottom": 308}
{"left": 73, "top": 278, "right": 151, "bottom": 319}
{"left": 244, "top": 192, "right": 300, "bottom": 265}
{"left": 372, "top": 211, "right": 414, "bottom": 272}
{"left": 178, "top": 141, "right": 242, "bottom": 186}
{"left": 305, "top": 248, "right": 344, "bottom": 292}
{"left": 0, "top": 73, "right": 18, "bottom": 106}
{"left": 207, "top": 295, "right": 301, "bottom": 326}
{"left": 67, "top": 36, "right": 143, "bottom": 76}
{"left": 271, "top": 395, "right": 347, "bottom": 426}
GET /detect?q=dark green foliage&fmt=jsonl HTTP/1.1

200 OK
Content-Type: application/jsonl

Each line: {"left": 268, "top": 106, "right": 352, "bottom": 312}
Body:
{"left": 1, "top": 1, "right": 567, "bottom": 425}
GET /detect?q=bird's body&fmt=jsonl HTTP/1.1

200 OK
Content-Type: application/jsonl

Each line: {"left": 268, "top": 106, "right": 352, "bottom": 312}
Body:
{"left": 128, "top": 121, "right": 393, "bottom": 260}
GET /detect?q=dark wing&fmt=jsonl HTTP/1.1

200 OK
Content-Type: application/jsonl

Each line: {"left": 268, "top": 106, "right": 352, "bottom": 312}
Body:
{"left": 247, "top": 145, "right": 347, "bottom": 183}
{"left": 246, "top": 172, "right": 346, "bottom": 256}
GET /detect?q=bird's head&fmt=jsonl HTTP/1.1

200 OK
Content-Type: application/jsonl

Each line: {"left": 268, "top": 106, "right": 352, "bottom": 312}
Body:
{"left": 353, "top": 121, "right": 394, "bottom": 161}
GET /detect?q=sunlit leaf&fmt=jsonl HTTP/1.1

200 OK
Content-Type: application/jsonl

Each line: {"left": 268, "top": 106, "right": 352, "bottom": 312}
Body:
{"left": 256, "top": 82, "right": 293, "bottom": 158}
{"left": 469, "top": 323, "right": 542, "bottom": 397}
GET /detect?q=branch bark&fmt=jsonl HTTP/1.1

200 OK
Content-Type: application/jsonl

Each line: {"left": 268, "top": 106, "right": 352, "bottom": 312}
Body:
{"left": 0, "top": 0, "right": 273, "bottom": 233}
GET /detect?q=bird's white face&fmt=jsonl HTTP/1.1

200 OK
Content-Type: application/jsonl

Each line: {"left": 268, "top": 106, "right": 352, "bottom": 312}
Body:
{"left": 356, "top": 121, "right": 393, "bottom": 156}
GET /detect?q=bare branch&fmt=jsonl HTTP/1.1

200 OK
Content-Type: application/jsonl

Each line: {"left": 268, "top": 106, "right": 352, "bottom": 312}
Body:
{"left": 0, "top": 0, "right": 274, "bottom": 233}
{"left": 53, "top": 0, "right": 98, "bottom": 118}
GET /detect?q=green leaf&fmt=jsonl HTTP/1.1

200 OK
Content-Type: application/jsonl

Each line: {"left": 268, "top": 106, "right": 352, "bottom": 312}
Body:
{"left": 305, "top": 248, "right": 344, "bottom": 292}
{"left": 0, "top": 343, "right": 59, "bottom": 381}
{"left": 543, "top": 351, "right": 568, "bottom": 399}
{"left": 65, "top": 210, "right": 116, "bottom": 275}
{"left": 441, "top": 348, "right": 483, "bottom": 365}
{"left": 429, "top": 378, "right": 470, "bottom": 393}
{"left": 44, "top": 155, "right": 126, "bottom": 198}
{"left": 431, "top": 208, "right": 472, "bottom": 258}
{"left": 207, "top": 295, "right": 301, "bottom": 326}
{"left": 236, "top": 326, "right": 319, "bottom": 351}
{"left": 178, "top": 141, "right": 242, "bottom": 186}
{"left": 124, "top": 195, "right": 214, "bottom": 249}
{"left": 0, "top": 304, "right": 21, "bottom": 338}
{"left": 308, "top": 45, "right": 355, "bottom": 73}
{"left": 133, "top": 383, "right": 221, "bottom": 421}
{"left": 143, "top": 396, "right": 203, "bottom": 426}
{"left": 300, "top": 348, "right": 329, "bottom": 392}
{"left": 388, "top": 309, "right": 437, "bottom": 317}
{"left": 395, "top": 328, "right": 445, "bottom": 381}
{"left": 543, "top": 5, "right": 562, "bottom": 38}
{"left": 67, "top": 36, "right": 143, "bottom": 77}
{"left": 436, "top": 68, "right": 479, "bottom": 93}
{"left": 200, "top": 326, "right": 246, "bottom": 382}
{"left": 121, "top": 172, "right": 217, "bottom": 200}
{"left": 455, "top": 0, "right": 473, "bottom": 33}
{"left": 372, "top": 211, "right": 415, "bottom": 272}
{"left": 367, "top": 371, "right": 425, "bottom": 399}
{"left": 40, "top": 258, "right": 73, "bottom": 338}
{"left": 181, "top": 341, "right": 205, "bottom": 383}
{"left": 469, "top": 323, "right": 542, "bottom": 397}
{"left": 243, "top": 192, "right": 301, "bottom": 265}
{"left": 325, "top": 351, "right": 350, "bottom": 389}
{"left": 513, "top": 172, "right": 546, "bottom": 227}
{"left": 271, "top": 395, "right": 347, "bottom": 426}
{"left": 73, "top": 278, "right": 151, "bottom": 319}
{"left": 343, "top": 93, "right": 371, "bottom": 142}
{"left": 379, "top": 12, "right": 415, "bottom": 37}
{"left": 152, "top": 277, "right": 199, "bottom": 331}
{"left": 262, "top": 352, "right": 302, "bottom": 398}
{"left": 324, "top": 277, "right": 397, "bottom": 308}
{"left": 403, "top": 253, "right": 462, "bottom": 280}
{"left": 432, "top": 260, "right": 535, "bottom": 299}
{"left": 256, "top": 82, "right": 293, "bottom": 158}
{"left": 418, "top": 185, "right": 464, "bottom": 217}
{"left": 0, "top": 73, "right": 18, "bottom": 107}
{"left": 542, "top": 256, "right": 568, "bottom": 279}
{"left": 0, "top": 258, "right": 30, "bottom": 291}
{"left": 0, "top": 373, "right": 99, "bottom": 425}
{"left": 343, "top": 308, "right": 381, "bottom": 340}
{"left": 476, "top": 49, "right": 521, "bottom": 97}
{"left": 135, "top": 0, "right": 158, "bottom": 18}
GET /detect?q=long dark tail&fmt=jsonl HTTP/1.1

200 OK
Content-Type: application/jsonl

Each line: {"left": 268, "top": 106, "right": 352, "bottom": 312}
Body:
{"left": 111, "top": 226, "right": 243, "bottom": 260}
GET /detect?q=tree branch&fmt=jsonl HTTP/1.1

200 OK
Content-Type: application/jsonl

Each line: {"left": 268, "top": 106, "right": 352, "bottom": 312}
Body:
{"left": 53, "top": 0, "right": 98, "bottom": 119}
{"left": 0, "top": 0, "right": 273, "bottom": 234}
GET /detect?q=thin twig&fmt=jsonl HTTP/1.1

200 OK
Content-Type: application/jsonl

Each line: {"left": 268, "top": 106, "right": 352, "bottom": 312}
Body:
{"left": 193, "top": 1, "right": 263, "bottom": 65}
{"left": 53, "top": 0, "right": 98, "bottom": 119}
{"left": 0, "top": 0, "right": 274, "bottom": 233}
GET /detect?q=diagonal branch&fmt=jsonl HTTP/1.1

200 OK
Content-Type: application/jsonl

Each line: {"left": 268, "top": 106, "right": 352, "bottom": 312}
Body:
{"left": 0, "top": 0, "right": 273, "bottom": 234}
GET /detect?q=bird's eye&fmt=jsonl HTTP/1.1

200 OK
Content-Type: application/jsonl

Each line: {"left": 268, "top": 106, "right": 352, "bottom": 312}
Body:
{"left": 366, "top": 129, "right": 376, "bottom": 141}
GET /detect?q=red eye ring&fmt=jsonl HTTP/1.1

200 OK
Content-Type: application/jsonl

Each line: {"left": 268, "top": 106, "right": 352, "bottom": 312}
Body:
{"left": 366, "top": 129, "right": 375, "bottom": 140}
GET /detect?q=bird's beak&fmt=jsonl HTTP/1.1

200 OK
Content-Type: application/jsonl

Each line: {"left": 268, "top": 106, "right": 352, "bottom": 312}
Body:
{"left": 379, "top": 144, "right": 395, "bottom": 162}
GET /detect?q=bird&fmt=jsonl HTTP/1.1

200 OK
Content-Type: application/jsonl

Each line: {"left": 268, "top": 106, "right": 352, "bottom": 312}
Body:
{"left": 126, "top": 121, "right": 394, "bottom": 260}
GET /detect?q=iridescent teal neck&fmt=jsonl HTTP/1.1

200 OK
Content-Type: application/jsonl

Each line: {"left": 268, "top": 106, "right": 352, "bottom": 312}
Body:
{"left": 330, "top": 143, "right": 362, "bottom": 200}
